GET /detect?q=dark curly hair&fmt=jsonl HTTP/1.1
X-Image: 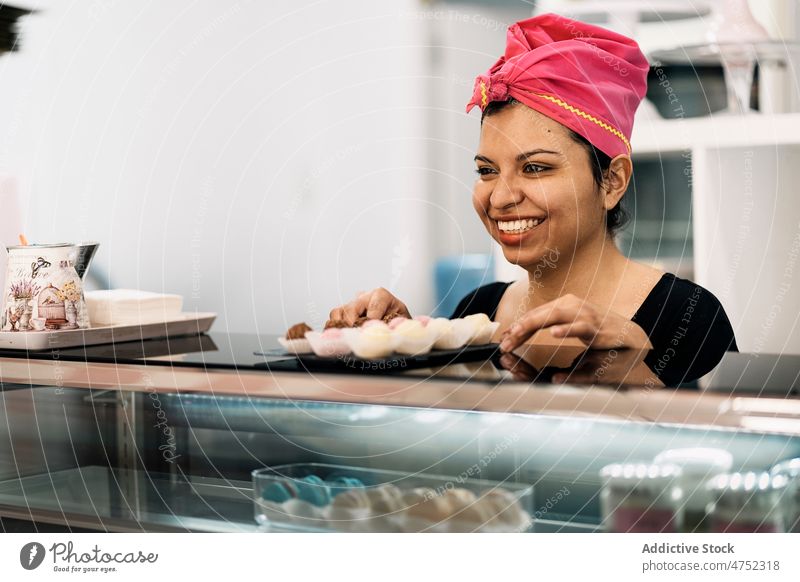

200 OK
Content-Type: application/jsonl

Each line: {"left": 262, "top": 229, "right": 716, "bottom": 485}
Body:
{"left": 481, "top": 98, "right": 629, "bottom": 235}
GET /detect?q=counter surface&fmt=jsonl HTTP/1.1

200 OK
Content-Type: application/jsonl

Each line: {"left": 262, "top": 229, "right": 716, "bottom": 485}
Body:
{"left": 0, "top": 332, "right": 798, "bottom": 435}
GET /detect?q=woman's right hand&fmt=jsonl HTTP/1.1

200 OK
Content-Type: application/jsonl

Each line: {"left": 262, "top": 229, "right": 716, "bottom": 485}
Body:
{"left": 328, "top": 287, "right": 411, "bottom": 326}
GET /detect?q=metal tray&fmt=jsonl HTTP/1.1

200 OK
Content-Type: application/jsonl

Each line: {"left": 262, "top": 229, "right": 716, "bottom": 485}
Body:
{"left": 0, "top": 312, "right": 216, "bottom": 351}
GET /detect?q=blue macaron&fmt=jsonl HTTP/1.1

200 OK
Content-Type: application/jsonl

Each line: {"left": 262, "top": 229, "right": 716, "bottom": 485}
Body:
{"left": 295, "top": 475, "right": 332, "bottom": 507}
{"left": 261, "top": 480, "right": 297, "bottom": 503}
{"left": 329, "top": 476, "right": 365, "bottom": 496}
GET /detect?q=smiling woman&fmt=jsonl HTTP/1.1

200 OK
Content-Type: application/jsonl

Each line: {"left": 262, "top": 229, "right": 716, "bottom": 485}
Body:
{"left": 329, "top": 13, "right": 738, "bottom": 387}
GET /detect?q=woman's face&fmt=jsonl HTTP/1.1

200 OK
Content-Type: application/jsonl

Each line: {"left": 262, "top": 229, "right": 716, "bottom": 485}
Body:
{"left": 473, "top": 103, "right": 607, "bottom": 269}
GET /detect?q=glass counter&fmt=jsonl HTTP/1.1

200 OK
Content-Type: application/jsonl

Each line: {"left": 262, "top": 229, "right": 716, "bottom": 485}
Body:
{"left": 1, "top": 332, "right": 799, "bottom": 532}
{"left": 1, "top": 372, "right": 799, "bottom": 532}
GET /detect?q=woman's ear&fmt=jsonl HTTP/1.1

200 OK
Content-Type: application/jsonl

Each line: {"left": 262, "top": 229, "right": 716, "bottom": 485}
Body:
{"left": 602, "top": 155, "right": 633, "bottom": 210}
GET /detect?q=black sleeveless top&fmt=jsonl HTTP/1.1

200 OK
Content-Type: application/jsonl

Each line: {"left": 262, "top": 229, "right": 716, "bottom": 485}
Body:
{"left": 451, "top": 273, "right": 738, "bottom": 386}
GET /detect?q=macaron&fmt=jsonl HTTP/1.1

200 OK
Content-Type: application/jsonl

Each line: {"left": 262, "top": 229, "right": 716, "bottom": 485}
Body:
{"left": 329, "top": 476, "right": 365, "bottom": 496}
{"left": 329, "top": 488, "right": 372, "bottom": 532}
{"left": 332, "top": 488, "right": 370, "bottom": 510}
{"left": 295, "top": 475, "right": 332, "bottom": 507}
{"left": 478, "top": 488, "right": 529, "bottom": 530}
{"left": 364, "top": 484, "right": 405, "bottom": 532}
{"left": 406, "top": 491, "right": 453, "bottom": 524}
{"left": 401, "top": 487, "right": 436, "bottom": 507}
{"left": 261, "top": 480, "right": 297, "bottom": 504}
{"left": 331, "top": 476, "right": 364, "bottom": 487}
{"left": 366, "top": 484, "right": 404, "bottom": 515}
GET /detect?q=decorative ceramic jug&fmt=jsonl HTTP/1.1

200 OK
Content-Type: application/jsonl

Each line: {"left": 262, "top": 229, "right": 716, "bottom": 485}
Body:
{"left": 1, "top": 242, "right": 98, "bottom": 332}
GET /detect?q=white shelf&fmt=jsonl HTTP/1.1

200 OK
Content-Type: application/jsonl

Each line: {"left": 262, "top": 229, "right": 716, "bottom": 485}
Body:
{"left": 631, "top": 112, "right": 800, "bottom": 155}
{"left": 627, "top": 110, "right": 800, "bottom": 353}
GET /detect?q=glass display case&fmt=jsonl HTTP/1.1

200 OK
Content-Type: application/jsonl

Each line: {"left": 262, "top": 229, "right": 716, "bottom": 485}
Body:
{"left": 1, "top": 333, "right": 799, "bottom": 533}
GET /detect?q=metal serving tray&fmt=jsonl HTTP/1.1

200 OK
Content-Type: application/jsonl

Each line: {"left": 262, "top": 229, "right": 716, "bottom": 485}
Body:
{"left": 0, "top": 312, "right": 216, "bottom": 351}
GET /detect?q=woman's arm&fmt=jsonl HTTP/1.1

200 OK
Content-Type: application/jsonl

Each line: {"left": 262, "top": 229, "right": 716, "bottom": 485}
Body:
{"left": 498, "top": 293, "right": 653, "bottom": 353}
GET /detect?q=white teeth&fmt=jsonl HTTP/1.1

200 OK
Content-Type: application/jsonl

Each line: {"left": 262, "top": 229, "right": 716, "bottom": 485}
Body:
{"left": 496, "top": 218, "right": 544, "bottom": 233}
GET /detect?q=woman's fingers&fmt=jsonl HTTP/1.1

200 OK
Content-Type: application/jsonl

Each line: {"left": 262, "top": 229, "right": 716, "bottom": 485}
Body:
{"left": 499, "top": 301, "right": 583, "bottom": 352}
{"left": 366, "top": 288, "right": 393, "bottom": 320}
{"left": 552, "top": 371, "right": 585, "bottom": 384}
{"left": 329, "top": 288, "right": 409, "bottom": 326}
{"left": 342, "top": 299, "right": 366, "bottom": 325}
{"left": 385, "top": 300, "right": 411, "bottom": 320}
{"left": 499, "top": 353, "right": 538, "bottom": 381}
{"left": 551, "top": 321, "right": 599, "bottom": 343}
{"left": 329, "top": 294, "right": 367, "bottom": 326}
{"left": 368, "top": 288, "right": 411, "bottom": 320}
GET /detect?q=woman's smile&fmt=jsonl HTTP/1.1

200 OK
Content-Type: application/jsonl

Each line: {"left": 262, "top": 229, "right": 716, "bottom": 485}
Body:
{"left": 493, "top": 216, "right": 547, "bottom": 245}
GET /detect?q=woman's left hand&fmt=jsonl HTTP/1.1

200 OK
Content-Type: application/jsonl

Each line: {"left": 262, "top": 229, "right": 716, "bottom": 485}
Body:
{"left": 498, "top": 294, "right": 652, "bottom": 353}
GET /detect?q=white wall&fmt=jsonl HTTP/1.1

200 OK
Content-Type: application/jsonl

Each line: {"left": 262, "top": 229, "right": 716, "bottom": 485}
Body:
{"left": 422, "top": 3, "right": 534, "bottom": 284}
{"left": 0, "top": 0, "right": 430, "bottom": 334}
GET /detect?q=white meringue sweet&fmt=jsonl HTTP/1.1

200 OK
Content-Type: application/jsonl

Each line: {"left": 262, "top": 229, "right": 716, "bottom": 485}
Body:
{"left": 431, "top": 318, "right": 473, "bottom": 350}
{"left": 327, "top": 488, "right": 371, "bottom": 532}
{"left": 440, "top": 489, "right": 489, "bottom": 532}
{"left": 305, "top": 330, "right": 352, "bottom": 357}
{"left": 463, "top": 313, "right": 500, "bottom": 345}
{"left": 277, "top": 336, "right": 313, "bottom": 355}
{"left": 281, "top": 498, "right": 329, "bottom": 530}
{"left": 364, "top": 484, "right": 405, "bottom": 532}
{"left": 404, "top": 491, "right": 453, "bottom": 527}
{"left": 387, "top": 316, "right": 410, "bottom": 330}
{"left": 392, "top": 320, "right": 436, "bottom": 356}
{"left": 477, "top": 488, "right": 532, "bottom": 532}
{"left": 343, "top": 326, "right": 394, "bottom": 359}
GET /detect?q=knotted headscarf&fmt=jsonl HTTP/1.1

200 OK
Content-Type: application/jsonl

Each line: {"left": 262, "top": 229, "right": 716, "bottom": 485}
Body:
{"left": 466, "top": 14, "right": 649, "bottom": 157}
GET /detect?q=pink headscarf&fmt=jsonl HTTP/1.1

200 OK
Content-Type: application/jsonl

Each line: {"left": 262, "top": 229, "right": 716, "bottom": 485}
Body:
{"left": 466, "top": 14, "right": 649, "bottom": 157}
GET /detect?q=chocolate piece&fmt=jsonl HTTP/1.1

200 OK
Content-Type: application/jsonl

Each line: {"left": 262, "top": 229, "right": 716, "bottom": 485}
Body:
{"left": 382, "top": 311, "right": 404, "bottom": 324}
{"left": 285, "top": 322, "right": 312, "bottom": 340}
{"left": 324, "top": 314, "right": 395, "bottom": 329}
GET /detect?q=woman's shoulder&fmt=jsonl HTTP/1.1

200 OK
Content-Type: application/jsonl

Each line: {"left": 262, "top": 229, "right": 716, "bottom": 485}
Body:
{"left": 636, "top": 273, "right": 727, "bottom": 322}
{"left": 450, "top": 281, "right": 512, "bottom": 319}
{"left": 636, "top": 272, "right": 739, "bottom": 384}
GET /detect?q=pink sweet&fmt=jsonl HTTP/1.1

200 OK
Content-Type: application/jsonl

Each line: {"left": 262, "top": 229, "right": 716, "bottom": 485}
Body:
{"left": 413, "top": 315, "right": 432, "bottom": 326}
{"left": 362, "top": 320, "right": 389, "bottom": 330}
{"left": 388, "top": 317, "right": 409, "bottom": 330}
{"left": 321, "top": 328, "right": 343, "bottom": 339}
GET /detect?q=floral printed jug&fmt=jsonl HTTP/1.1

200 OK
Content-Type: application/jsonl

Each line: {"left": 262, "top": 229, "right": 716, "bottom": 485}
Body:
{"left": 1, "top": 243, "right": 98, "bottom": 332}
